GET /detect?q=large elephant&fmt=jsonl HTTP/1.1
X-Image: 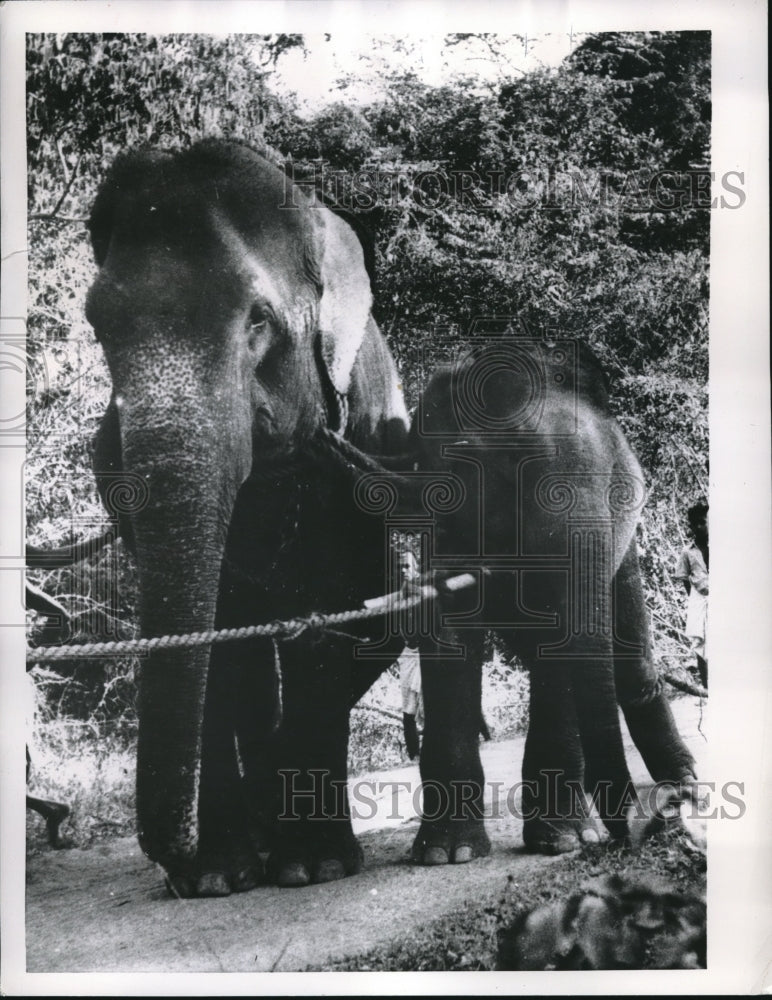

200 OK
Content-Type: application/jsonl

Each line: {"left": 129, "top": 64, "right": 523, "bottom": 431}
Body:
{"left": 85, "top": 140, "right": 409, "bottom": 896}
{"left": 406, "top": 338, "right": 696, "bottom": 863}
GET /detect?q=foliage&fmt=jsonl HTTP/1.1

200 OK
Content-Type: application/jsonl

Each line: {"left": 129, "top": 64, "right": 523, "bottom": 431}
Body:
{"left": 25, "top": 31, "right": 709, "bottom": 751}
{"left": 26, "top": 712, "right": 136, "bottom": 852}
{"left": 313, "top": 822, "right": 706, "bottom": 971}
{"left": 27, "top": 33, "right": 303, "bottom": 216}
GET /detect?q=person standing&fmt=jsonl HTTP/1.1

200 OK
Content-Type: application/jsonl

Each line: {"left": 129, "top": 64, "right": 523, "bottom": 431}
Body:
{"left": 674, "top": 502, "right": 709, "bottom": 688}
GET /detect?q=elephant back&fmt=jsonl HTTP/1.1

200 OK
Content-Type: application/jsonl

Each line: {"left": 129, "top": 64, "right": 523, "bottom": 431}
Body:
{"left": 409, "top": 337, "right": 644, "bottom": 564}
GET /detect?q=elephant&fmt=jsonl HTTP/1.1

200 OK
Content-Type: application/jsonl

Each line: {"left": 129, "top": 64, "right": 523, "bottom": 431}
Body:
{"left": 85, "top": 140, "right": 410, "bottom": 896}
{"left": 405, "top": 338, "right": 696, "bottom": 863}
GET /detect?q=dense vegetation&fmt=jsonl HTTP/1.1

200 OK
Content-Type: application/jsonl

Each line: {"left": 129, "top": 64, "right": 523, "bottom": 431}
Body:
{"left": 25, "top": 32, "right": 709, "bottom": 845}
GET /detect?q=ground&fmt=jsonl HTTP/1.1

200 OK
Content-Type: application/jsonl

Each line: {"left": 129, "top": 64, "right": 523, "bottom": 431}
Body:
{"left": 25, "top": 698, "right": 706, "bottom": 973}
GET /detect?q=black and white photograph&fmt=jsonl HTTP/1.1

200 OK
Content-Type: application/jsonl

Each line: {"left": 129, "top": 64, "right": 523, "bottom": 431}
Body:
{"left": 0, "top": 1, "right": 768, "bottom": 993}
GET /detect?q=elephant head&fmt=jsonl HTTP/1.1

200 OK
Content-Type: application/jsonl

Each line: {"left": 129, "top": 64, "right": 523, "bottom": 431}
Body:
{"left": 85, "top": 141, "right": 407, "bottom": 871}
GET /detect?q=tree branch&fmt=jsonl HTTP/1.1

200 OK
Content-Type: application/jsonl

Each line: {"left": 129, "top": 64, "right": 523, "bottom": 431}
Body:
{"left": 48, "top": 148, "right": 83, "bottom": 218}
{"left": 28, "top": 214, "right": 88, "bottom": 224}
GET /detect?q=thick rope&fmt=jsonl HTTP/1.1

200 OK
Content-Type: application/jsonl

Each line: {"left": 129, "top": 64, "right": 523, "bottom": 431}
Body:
{"left": 25, "top": 586, "right": 438, "bottom": 664}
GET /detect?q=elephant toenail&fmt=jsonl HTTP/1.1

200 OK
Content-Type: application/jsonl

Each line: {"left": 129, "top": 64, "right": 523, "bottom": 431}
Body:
{"left": 581, "top": 828, "right": 600, "bottom": 845}
{"left": 232, "top": 866, "right": 261, "bottom": 892}
{"left": 314, "top": 859, "right": 347, "bottom": 883}
{"left": 452, "top": 845, "right": 474, "bottom": 864}
{"left": 196, "top": 872, "right": 232, "bottom": 897}
{"left": 277, "top": 862, "right": 311, "bottom": 887}
{"left": 423, "top": 846, "right": 450, "bottom": 866}
{"left": 527, "top": 834, "right": 580, "bottom": 855}
{"left": 553, "top": 835, "right": 581, "bottom": 854}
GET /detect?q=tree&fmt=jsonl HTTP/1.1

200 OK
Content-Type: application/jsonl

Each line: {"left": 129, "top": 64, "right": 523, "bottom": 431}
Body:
{"left": 27, "top": 33, "right": 303, "bottom": 217}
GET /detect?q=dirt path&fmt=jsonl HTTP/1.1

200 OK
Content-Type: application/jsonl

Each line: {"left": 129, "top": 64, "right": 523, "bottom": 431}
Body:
{"left": 25, "top": 698, "right": 707, "bottom": 973}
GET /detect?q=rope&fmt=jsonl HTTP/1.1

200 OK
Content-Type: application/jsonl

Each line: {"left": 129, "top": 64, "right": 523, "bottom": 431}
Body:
{"left": 311, "top": 426, "right": 412, "bottom": 475}
{"left": 239, "top": 427, "right": 415, "bottom": 486}
{"left": 26, "top": 436, "right": 708, "bottom": 698}
{"left": 25, "top": 586, "right": 439, "bottom": 664}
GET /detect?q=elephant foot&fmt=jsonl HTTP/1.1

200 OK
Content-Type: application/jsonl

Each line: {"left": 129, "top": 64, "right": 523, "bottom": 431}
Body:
{"left": 266, "top": 825, "right": 364, "bottom": 887}
{"left": 164, "top": 830, "right": 265, "bottom": 899}
{"left": 522, "top": 816, "right": 603, "bottom": 855}
{"left": 411, "top": 819, "right": 491, "bottom": 866}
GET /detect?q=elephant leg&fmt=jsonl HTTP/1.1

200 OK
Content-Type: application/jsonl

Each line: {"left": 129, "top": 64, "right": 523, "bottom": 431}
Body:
{"left": 519, "top": 637, "right": 636, "bottom": 851}
{"left": 571, "top": 652, "right": 638, "bottom": 841}
{"left": 267, "top": 636, "right": 362, "bottom": 887}
{"left": 167, "top": 640, "right": 269, "bottom": 898}
{"left": 411, "top": 627, "right": 491, "bottom": 866}
{"left": 519, "top": 658, "right": 590, "bottom": 853}
{"left": 233, "top": 638, "right": 284, "bottom": 852}
{"left": 619, "top": 687, "right": 696, "bottom": 785}
{"left": 613, "top": 541, "right": 696, "bottom": 784}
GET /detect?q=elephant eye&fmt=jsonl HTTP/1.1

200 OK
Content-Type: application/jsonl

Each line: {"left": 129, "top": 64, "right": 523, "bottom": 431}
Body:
{"left": 248, "top": 305, "right": 269, "bottom": 333}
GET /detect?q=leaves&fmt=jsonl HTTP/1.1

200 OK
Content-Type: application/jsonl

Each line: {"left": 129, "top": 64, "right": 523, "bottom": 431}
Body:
{"left": 27, "top": 34, "right": 298, "bottom": 216}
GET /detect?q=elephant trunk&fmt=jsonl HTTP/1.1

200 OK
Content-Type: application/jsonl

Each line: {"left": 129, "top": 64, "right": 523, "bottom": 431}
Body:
{"left": 119, "top": 395, "right": 251, "bottom": 870}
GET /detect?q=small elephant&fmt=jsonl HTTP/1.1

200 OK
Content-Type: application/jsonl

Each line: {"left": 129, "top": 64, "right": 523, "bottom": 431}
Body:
{"left": 406, "top": 339, "right": 696, "bottom": 863}
{"left": 85, "top": 140, "right": 409, "bottom": 896}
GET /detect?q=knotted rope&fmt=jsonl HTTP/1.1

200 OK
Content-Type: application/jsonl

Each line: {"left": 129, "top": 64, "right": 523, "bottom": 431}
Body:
{"left": 24, "top": 580, "right": 471, "bottom": 664}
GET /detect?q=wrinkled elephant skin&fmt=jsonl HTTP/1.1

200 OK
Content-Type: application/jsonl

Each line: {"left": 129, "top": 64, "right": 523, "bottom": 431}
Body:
{"left": 408, "top": 340, "right": 696, "bottom": 862}
{"left": 86, "top": 141, "right": 409, "bottom": 895}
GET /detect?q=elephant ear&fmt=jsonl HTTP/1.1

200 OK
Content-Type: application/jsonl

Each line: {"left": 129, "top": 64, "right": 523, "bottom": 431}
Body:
{"left": 315, "top": 207, "right": 373, "bottom": 397}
